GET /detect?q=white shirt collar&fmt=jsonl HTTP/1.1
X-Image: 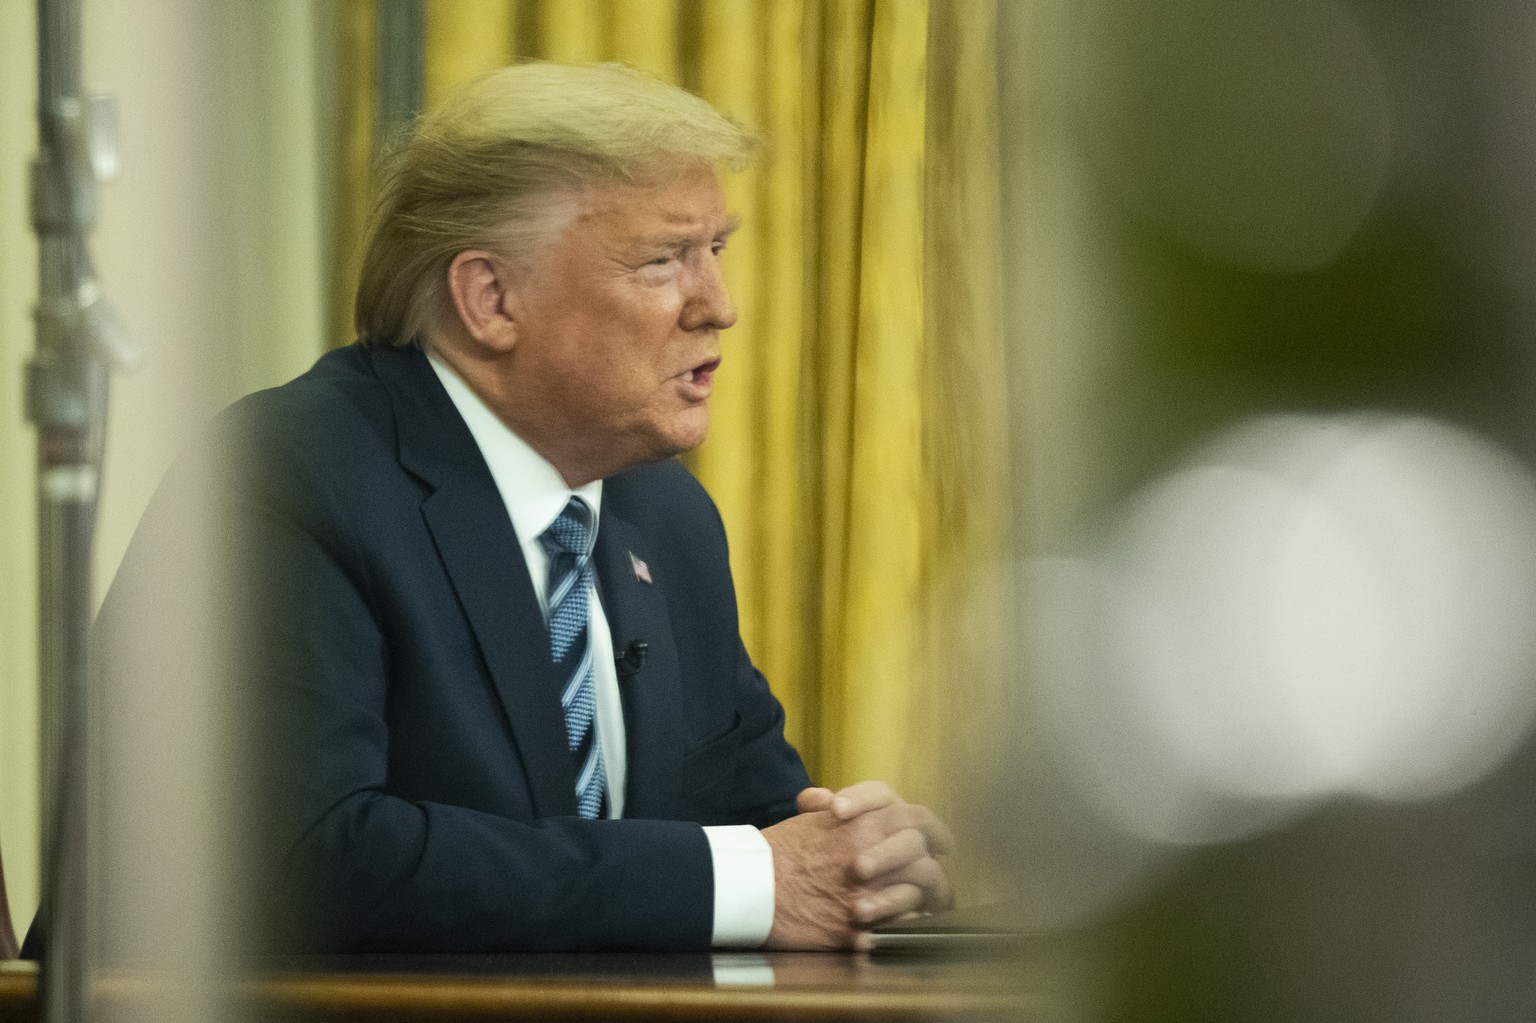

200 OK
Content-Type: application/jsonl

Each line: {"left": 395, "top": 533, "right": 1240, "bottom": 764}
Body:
{"left": 426, "top": 351, "right": 603, "bottom": 546}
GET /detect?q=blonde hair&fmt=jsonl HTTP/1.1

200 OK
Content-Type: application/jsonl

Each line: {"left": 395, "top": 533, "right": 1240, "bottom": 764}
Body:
{"left": 355, "top": 61, "right": 759, "bottom": 347}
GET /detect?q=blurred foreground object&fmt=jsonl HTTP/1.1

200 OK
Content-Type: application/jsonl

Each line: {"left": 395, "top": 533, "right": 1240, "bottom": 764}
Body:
{"left": 28, "top": 0, "right": 134, "bottom": 1018}
{"left": 1073, "top": 0, "right": 1391, "bottom": 273}
{"left": 984, "top": 416, "right": 1536, "bottom": 1020}
{"left": 1, "top": 846, "right": 18, "bottom": 959}
{"left": 1043, "top": 414, "right": 1536, "bottom": 844}
{"left": 991, "top": 0, "right": 1536, "bottom": 1015}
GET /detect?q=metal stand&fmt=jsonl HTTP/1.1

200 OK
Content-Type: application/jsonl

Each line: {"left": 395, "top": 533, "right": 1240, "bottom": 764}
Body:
{"left": 29, "top": 0, "right": 134, "bottom": 1019}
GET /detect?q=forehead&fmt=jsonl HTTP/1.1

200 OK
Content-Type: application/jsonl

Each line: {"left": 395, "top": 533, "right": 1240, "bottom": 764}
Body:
{"left": 568, "top": 165, "right": 732, "bottom": 242}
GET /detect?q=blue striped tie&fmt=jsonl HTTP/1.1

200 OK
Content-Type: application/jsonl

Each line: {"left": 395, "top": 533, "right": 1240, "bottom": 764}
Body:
{"left": 539, "top": 497, "right": 605, "bottom": 819}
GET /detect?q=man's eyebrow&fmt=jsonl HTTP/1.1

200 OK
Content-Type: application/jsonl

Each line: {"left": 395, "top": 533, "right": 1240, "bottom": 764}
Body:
{"left": 644, "top": 216, "right": 741, "bottom": 251}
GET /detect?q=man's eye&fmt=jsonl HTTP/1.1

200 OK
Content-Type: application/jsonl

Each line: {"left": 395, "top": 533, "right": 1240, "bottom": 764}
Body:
{"left": 647, "top": 254, "right": 676, "bottom": 267}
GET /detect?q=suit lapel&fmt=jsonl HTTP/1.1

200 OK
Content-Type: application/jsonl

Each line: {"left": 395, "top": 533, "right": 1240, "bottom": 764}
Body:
{"left": 370, "top": 346, "right": 577, "bottom": 818}
{"left": 593, "top": 508, "right": 687, "bottom": 819}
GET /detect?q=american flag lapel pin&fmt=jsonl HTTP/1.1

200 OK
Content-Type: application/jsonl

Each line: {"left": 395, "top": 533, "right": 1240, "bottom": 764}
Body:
{"left": 629, "top": 551, "right": 653, "bottom": 584}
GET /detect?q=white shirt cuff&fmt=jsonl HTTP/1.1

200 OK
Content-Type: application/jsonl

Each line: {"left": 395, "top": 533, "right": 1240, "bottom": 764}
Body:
{"left": 703, "top": 825, "right": 775, "bottom": 948}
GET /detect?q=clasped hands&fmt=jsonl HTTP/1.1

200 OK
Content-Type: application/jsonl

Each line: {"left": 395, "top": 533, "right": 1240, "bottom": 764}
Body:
{"left": 761, "top": 781, "right": 954, "bottom": 950}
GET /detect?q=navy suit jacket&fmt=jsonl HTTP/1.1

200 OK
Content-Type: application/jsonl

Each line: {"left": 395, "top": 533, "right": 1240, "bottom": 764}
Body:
{"left": 95, "top": 343, "right": 809, "bottom": 953}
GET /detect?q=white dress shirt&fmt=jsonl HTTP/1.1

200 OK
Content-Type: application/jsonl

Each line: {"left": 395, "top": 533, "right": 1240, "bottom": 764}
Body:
{"left": 428, "top": 353, "right": 775, "bottom": 947}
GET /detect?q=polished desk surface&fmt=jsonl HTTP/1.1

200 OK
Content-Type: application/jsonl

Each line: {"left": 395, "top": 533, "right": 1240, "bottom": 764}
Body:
{"left": 0, "top": 950, "right": 1038, "bottom": 1021}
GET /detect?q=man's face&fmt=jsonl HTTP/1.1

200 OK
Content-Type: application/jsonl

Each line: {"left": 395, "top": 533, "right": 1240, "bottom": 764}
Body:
{"left": 504, "top": 163, "right": 738, "bottom": 480}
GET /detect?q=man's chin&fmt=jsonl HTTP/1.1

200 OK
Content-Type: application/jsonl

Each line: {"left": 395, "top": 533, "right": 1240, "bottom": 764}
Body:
{"left": 661, "top": 410, "right": 709, "bottom": 458}
{"left": 603, "top": 411, "right": 709, "bottom": 475}
{"left": 655, "top": 436, "right": 706, "bottom": 464}
{"left": 601, "top": 433, "right": 707, "bottom": 479}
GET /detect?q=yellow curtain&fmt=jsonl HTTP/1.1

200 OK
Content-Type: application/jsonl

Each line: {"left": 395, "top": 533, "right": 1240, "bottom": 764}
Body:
{"left": 333, "top": 0, "right": 1010, "bottom": 805}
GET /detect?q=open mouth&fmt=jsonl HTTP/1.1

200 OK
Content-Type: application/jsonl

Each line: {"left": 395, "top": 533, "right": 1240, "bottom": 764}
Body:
{"left": 682, "top": 357, "right": 721, "bottom": 384}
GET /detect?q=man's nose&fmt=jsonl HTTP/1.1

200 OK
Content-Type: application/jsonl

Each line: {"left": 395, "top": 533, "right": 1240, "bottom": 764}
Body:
{"left": 682, "top": 258, "right": 737, "bottom": 332}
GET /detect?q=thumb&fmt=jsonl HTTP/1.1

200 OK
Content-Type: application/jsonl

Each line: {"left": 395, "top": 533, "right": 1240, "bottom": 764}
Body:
{"left": 795, "top": 787, "right": 835, "bottom": 814}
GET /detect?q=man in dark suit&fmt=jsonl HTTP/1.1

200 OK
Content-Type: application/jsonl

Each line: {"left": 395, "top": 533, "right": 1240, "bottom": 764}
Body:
{"left": 94, "top": 61, "right": 951, "bottom": 953}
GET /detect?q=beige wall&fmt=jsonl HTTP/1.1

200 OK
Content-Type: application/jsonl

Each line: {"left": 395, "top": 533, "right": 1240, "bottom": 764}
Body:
{"left": 0, "top": 0, "right": 42, "bottom": 944}
{"left": 1, "top": 0, "right": 332, "bottom": 943}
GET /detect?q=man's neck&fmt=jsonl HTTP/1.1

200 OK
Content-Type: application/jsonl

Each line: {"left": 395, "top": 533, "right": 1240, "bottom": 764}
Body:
{"left": 425, "top": 338, "right": 614, "bottom": 488}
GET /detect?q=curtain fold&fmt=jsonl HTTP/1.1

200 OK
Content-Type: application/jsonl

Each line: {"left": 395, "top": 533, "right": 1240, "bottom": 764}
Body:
{"left": 538, "top": 0, "right": 607, "bottom": 61}
{"left": 331, "top": 0, "right": 380, "bottom": 348}
{"left": 610, "top": 0, "right": 679, "bottom": 78}
{"left": 915, "top": 0, "right": 1010, "bottom": 811}
{"left": 822, "top": 0, "right": 930, "bottom": 787}
{"left": 424, "top": 0, "right": 516, "bottom": 103}
{"left": 804, "top": 0, "right": 873, "bottom": 779}
{"left": 336, "top": 0, "right": 1011, "bottom": 800}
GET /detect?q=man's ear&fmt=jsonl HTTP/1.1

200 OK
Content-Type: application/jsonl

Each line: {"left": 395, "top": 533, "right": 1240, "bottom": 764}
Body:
{"left": 446, "top": 250, "right": 518, "bottom": 353}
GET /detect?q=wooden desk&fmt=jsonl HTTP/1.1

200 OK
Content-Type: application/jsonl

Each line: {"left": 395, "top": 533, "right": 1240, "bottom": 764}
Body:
{"left": 0, "top": 951, "right": 1032, "bottom": 1022}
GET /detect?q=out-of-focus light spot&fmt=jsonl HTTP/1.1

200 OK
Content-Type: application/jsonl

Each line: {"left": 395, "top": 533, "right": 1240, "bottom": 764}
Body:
{"left": 1034, "top": 551, "right": 1308, "bottom": 847}
{"left": 1033, "top": 414, "right": 1536, "bottom": 847}
{"left": 1073, "top": 0, "right": 1391, "bottom": 271}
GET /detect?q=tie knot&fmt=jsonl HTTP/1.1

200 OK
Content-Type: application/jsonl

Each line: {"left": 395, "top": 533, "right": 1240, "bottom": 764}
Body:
{"left": 541, "top": 497, "right": 594, "bottom": 558}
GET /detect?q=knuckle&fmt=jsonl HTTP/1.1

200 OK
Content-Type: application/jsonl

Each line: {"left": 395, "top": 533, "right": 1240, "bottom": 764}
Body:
{"left": 855, "top": 851, "right": 879, "bottom": 879}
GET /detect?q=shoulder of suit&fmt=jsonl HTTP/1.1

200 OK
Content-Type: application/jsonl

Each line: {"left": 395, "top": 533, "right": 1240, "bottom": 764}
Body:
{"left": 196, "top": 343, "right": 399, "bottom": 495}
{"left": 227, "top": 344, "right": 386, "bottom": 429}
{"left": 214, "top": 344, "right": 403, "bottom": 454}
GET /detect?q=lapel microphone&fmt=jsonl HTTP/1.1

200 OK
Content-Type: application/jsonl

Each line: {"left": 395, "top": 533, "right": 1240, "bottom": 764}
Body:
{"left": 615, "top": 640, "right": 649, "bottom": 678}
